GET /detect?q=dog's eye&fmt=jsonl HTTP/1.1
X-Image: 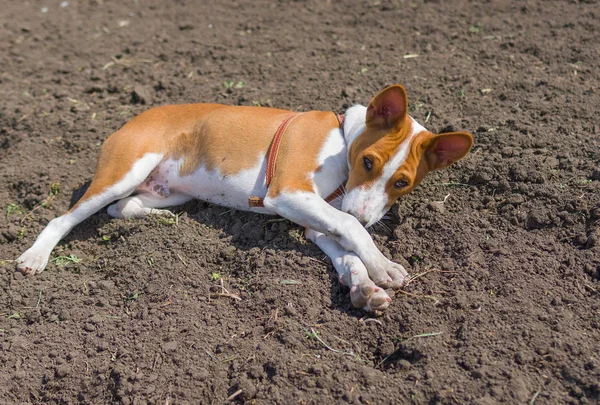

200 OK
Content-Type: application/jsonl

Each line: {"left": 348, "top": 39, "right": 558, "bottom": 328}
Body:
{"left": 363, "top": 157, "right": 373, "bottom": 171}
{"left": 394, "top": 180, "right": 409, "bottom": 189}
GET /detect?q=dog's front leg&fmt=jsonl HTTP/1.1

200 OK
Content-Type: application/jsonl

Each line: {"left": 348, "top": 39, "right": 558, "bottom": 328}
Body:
{"left": 305, "top": 228, "right": 392, "bottom": 312}
{"left": 264, "top": 191, "right": 407, "bottom": 288}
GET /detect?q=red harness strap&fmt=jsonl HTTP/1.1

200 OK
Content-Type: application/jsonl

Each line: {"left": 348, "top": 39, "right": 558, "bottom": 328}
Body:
{"left": 248, "top": 113, "right": 346, "bottom": 208}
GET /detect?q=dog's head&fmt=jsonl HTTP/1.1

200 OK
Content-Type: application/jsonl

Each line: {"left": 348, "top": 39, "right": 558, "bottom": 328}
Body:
{"left": 341, "top": 84, "right": 474, "bottom": 227}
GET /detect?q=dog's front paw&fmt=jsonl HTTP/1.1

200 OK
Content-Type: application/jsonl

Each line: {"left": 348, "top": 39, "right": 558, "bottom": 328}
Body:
{"left": 366, "top": 259, "right": 408, "bottom": 289}
{"left": 16, "top": 249, "right": 49, "bottom": 276}
{"left": 384, "top": 260, "right": 408, "bottom": 288}
{"left": 350, "top": 282, "right": 391, "bottom": 312}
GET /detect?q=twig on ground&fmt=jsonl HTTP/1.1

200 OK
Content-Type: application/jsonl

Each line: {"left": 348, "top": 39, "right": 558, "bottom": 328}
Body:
{"left": 530, "top": 389, "right": 541, "bottom": 405}
{"left": 309, "top": 328, "right": 355, "bottom": 357}
{"left": 226, "top": 389, "right": 243, "bottom": 401}
{"left": 360, "top": 317, "right": 383, "bottom": 326}
{"left": 395, "top": 289, "right": 440, "bottom": 305}
{"left": 210, "top": 278, "right": 241, "bottom": 301}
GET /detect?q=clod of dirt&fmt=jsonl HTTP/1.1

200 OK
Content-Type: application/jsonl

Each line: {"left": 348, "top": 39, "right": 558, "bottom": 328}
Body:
{"left": 163, "top": 341, "right": 178, "bottom": 353}
{"left": 231, "top": 377, "right": 257, "bottom": 401}
{"left": 2, "top": 225, "right": 19, "bottom": 242}
{"left": 55, "top": 365, "right": 70, "bottom": 379}
{"left": 427, "top": 201, "right": 445, "bottom": 213}
{"left": 585, "top": 230, "right": 599, "bottom": 249}
{"left": 131, "top": 85, "right": 153, "bottom": 105}
{"left": 525, "top": 210, "right": 551, "bottom": 230}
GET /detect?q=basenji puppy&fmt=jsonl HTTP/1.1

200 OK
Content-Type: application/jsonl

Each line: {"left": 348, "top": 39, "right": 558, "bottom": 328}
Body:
{"left": 16, "top": 84, "right": 473, "bottom": 312}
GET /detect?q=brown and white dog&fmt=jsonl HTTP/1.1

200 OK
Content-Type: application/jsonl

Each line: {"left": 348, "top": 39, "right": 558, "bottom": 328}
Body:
{"left": 16, "top": 84, "right": 473, "bottom": 312}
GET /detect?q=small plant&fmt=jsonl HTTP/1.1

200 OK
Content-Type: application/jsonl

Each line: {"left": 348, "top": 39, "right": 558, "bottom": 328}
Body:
{"left": 6, "top": 203, "right": 23, "bottom": 217}
{"left": 50, "top": 182, "right": 60, "bottom": 196}
{"left": 124, "top": 291, "right": 141, "bottom": 302}
{"left": 50, "top": 254, "right": 82, "bottom": 267}
{"left": 210, "top": 272, "right": 221, "bottom": 281}
{"left": 305, "top": 328, "right": 320, "bottom": 340}
{"left": 468, "top": 24, "right": 481, "bottom": 34}
{"left": 223, "top": 81, "right": 244, "bottom": 90}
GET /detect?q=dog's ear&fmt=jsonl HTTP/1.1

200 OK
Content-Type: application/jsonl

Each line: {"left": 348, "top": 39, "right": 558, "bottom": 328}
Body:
{"left": 366, "top": 84, "right": 408, "bottom": 130}
{"left": 423, "top": 132, "right": 474, "bottom": 170}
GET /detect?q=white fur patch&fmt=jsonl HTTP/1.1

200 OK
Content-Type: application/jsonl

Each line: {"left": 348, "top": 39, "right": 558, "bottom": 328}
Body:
{"left": 342, "top": 105, "right": 368, "bottom": 151}
{"left": 312, "top": 127, "right": 348, "bottom": 199}
{"left": 153, "top": 155, "right": 274, "bottom": 214}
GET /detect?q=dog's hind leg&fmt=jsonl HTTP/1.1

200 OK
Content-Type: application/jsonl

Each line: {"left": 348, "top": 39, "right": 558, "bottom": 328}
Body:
{"left": 16, "top": 152, "right": 164, "bottom": 275}
{"left": 107, "top": 192, "right": 192, "bottom": 219}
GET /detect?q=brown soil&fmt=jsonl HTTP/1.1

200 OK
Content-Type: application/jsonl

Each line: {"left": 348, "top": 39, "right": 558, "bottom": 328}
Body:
{"left": 1, "top": 0, "right": 599, "bottom": 404}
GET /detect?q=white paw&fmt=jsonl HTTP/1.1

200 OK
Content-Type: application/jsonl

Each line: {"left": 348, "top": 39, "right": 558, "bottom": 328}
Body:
{"left": 16, "top": 249, "right": 49, "bottom": 276}
{"left": 350, "top": 282, "right": 392, "bottom": 312}
{"left": 385, "top": 259, "right": 408, "bottom": 288}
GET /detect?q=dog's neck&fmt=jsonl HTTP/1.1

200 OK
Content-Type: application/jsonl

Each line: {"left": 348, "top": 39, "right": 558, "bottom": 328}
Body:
{"left": 342, "top": 105, "right": 368, "bottom": 150}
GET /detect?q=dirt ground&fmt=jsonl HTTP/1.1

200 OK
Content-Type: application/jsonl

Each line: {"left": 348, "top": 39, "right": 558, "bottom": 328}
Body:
{"left": 1, "top": 0, "right": 599, "bottom": 403}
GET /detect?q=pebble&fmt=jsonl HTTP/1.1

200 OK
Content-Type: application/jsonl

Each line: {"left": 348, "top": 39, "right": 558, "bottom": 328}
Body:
{"left": 309, "top": 364, "right": 323, "bottom": 375}
{"left": 131, "top": 85, "right": 153, "bottom": 105}
{"left": 163, "top": 341, "right": 178, "bottom": 353}
{"left": 55, "top": 364, "right": 69, "bottom": 378}
{"left": 397, "top": 359, "right": 412, "bottom": 370}
{"left": 89, "top": 314, "right": 104, "bottom": 324}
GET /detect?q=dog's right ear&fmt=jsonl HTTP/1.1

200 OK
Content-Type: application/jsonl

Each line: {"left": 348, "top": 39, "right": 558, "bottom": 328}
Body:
{"left": 423, "top": 132, "right": 474, "bottom": 171}
{"left": 365, "top": 84, "right": 408, "bottom": 130}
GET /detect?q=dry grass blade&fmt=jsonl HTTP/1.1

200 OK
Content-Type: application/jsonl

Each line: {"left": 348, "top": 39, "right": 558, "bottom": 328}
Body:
{"left": 309, "top": 328, "right": 355, "bottom": 357}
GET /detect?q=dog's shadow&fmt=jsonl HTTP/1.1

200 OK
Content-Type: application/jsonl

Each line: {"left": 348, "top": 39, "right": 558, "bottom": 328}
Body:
{"left": 64, "top": 181, "right": 390, "bottom": 316}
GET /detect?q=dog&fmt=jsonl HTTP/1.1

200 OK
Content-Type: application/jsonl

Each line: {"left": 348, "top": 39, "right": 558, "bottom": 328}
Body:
{"left": 16, "top": 84, "right": 473, "bottom": 312}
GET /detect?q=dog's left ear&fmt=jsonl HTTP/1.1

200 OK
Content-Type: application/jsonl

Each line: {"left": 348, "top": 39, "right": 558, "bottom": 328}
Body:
{"left": 366, "top": 84, "right": 408, "bottom": 130}
{"left": 424, "top": 132, "right": 474, "bottom": 170}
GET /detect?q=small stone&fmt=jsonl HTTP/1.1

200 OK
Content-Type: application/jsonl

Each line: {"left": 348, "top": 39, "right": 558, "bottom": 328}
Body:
{"left": 233, "top": 377, "right": 257, "bottom": 400}
{"left": 192, "top": 368, "right": 210, "bottom": 381}
{"left": 2, "top": 225, "right": 19, "bottom": 242}
{"left": 506, "top": 194, "right": 525, "bottom": 205}
{"left": 220, "top": 246, "right": 236, "bottom": 260}
{"left": 55, "top": 364, "right": 69, "bottom": 378}
{"left": 525, "top": 211, "right": 550, "bottom": 230}
{"left": 585, "top": 230, "right": 598, "bottom": 249}
{"left": 342, "top": 86, "right": 356, "bottom": 98}
{"left": 98, "top": 280, "right": 115, "bottom": 290}
{"left": 427, "top": 201, "right": 445, "bottom": 213}
{"left": 83, "top": 323, "right": 95, "bottom": 332}
{"left": 397, "top": 359, "right": 411, "bottom": 370}
{"left": 163, "top": 341, "right": 178, "bottom": 353}
{"left": 89, "top": 314, "right": 104, "bottom": 324}
{"left": 309, "top": 364, "right": 323, "bottom": 375}
{"left": 545, "top": 157, "right": 559, "bottom": 168}
{"left": 508, "top": 377, "right": 530, "bottom": 402}
{"left": 470, "top": 170, "right": 494, "bottom": 185}
{"left": 131, "top": 85, "right": 153, "bottom": 105}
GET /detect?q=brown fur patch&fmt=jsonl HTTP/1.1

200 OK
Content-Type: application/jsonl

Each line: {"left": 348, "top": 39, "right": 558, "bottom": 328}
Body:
{"left": 72, "top": 104, "right": 338, "bottom": 210}
{"left": 267, "top": 111, "right": 343, "bottom": 197}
